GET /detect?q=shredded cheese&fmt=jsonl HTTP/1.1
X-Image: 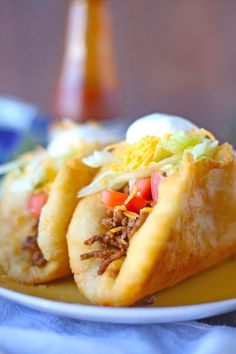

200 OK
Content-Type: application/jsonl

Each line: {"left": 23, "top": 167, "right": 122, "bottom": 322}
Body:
{"left": 123, "top": 211, "right": 139, "bottom": 219}
{"left": 121, "top": 239, "right": 128, "bottom": 245}
{"left": 109, "top": 226, "right": 122, "bottom": 233}
{"left": 140, "top": 207, "right": 153, "bottom": 213}
{"left": 110, "top": 132, "right": 214, "bottom": 173}
{"left": 115, "top": 205, "right": 127, "bottom": 212}
{"left": 124, "top": 186, "right": 138, "bottom": 205}
{"left": 79, "top": 129, "right": 219, "bottom": 200}
{"left": 107, "top": 130, "right": 216, "bottom": 174}
{"left": 122, "top": 136, "right": 160, "bottom": 170}
{"left": 110, "top": 136, "right": 160, "bottom": 172}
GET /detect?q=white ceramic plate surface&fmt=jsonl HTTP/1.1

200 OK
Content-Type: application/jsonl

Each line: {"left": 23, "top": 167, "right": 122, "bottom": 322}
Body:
{"left": 1, "top": 286, "right": 236, "bottom": 324}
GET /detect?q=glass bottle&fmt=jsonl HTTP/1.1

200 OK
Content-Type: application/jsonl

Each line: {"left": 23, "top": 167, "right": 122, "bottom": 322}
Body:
{"left": 53, "top": 0, "right": 120, "bottom": 122}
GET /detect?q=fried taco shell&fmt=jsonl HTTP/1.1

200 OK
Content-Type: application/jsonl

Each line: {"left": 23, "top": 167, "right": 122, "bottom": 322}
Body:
{"left": 67, "top": 145, "right": 236, "bottom": 306}
{"left": 0, "top": 158, "right": 96, "bottom": 284}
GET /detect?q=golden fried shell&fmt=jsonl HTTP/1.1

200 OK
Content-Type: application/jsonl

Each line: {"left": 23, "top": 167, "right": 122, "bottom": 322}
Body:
{"left": 0, "top": 158, "right": 96, "bottom": 284}
{"left": 67, "top": 145, "right": 236, "bottom": 306}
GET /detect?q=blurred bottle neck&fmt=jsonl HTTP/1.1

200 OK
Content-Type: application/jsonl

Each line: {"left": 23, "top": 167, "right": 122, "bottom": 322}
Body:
{"left": 53, "top": 0, "right": 120, "bottom": 122}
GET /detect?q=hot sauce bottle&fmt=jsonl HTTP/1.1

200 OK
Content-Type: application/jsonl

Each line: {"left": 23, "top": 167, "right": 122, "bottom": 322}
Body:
{"left": 53, "top": 0, "right": 120, "bottom": 122}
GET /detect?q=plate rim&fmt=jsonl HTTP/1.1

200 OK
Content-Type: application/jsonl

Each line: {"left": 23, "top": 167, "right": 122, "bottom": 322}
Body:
{"left": 1, "top": 286, "right": 236, "bottom": 324}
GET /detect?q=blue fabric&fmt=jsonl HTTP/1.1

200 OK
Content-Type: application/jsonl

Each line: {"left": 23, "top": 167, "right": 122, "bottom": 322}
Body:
{"left": 0, "top": 298, "right": 236, "bottom": 354}
{"left": 0, "top": 129, "right": 21, "bottom": 163}
{"left": 0, "top": 97, "right": 49, "bottom": 164}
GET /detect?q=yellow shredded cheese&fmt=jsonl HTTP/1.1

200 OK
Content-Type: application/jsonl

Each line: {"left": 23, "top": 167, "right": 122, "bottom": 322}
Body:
{"left": 115, "top": 205, "right": 127, "bottom": 211}
{"left": 110, "top": 136, "right": 160, "bottom": 172}
{"left": 140, "top": 207, "right": 153, "bottom": 213}
{"left": 121, "top": 239, "right": 128, "bottom": 245}
{"left": 106, "top": 129, "right": 216, "bottom": 174}
{"left": 124, "top": 186, "right": 138, "bottom": 205}
{"left": 109, "top": 226, "right": 122, "bottom": 233}
{"left": 122, "top": 136, "right": 160, "bottom": 170}
{"left": 123, "top": 211, "right": 139, "bottom": 219}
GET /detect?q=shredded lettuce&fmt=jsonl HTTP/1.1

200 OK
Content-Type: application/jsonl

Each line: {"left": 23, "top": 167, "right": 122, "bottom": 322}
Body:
{"left": 5, "top": 147, "right": 80, "bottom": 193}
{"left": 154, "top": 131, "right": 201, "bottom": 162}
{"left": 187, "top": 140, "right": 218, "bottom": 160}
{"left": 154, "top": 145, "right": 172, "bottom": 162}
{"left": 0, "top": 159, "right": 25, "bottom": 176}
{"left": 10, "top": 154, "right": 55, "bottom": 192}
{"left": 78, "top": 170, "right": 115, "bottom": 197}
{"left": 10, "top": 177, "right": 33, "bottom": 193}
{"left": 82, "top": 150, "right": 114, "bottom": 168}
{"left": 151, "top": 154, "right": 182, "bottom": 169}
{"left": 78, "top": 131, "right": 219, "bottom": 198}
{"left": 1, "top": 128, "right": 219, "bottom": 198}
{"left": 161, "top": 131, "right": 202, "bottom": 154}
{"left": 78, "top": 154, "right": 182, "bottom": 197}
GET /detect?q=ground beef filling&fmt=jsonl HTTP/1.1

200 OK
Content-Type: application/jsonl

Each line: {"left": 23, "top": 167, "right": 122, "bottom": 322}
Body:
{"left": 22, "top": 220, "right": 47, "bottom": 267}
{"left": 80, "top": 208, "right": 149, "bottom": 275}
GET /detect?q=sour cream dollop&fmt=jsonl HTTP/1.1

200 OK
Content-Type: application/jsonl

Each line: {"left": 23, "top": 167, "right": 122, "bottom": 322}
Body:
{"left": 48, "top": 124, "right": 119, "bottom": 158}
{"left": 126, "top": 113, "right": 199, "bottom": 143}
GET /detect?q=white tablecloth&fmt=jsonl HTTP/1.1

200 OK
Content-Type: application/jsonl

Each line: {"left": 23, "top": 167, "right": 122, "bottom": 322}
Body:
{"left": 0, "top": 298, "right": 236, "bottom": 354}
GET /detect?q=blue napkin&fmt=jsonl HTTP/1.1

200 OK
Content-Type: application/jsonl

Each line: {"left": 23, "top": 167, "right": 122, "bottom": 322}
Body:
{"left": 0, "top": 298, "right": 236, "bottom": 354}
{"left": 0, "top": 97, "right": 49, "bottom": 164}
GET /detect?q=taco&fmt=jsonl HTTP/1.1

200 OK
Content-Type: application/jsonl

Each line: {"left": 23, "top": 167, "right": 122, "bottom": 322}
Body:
{"left": 67, "top": 126, "right": 236, "bottom": 306}
{"left": 0, "top": 121, "right": 115, "bottom": 284}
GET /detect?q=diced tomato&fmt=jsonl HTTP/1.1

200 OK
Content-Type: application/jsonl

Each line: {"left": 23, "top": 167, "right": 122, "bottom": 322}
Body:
{"left": 130, "top": 178, "right": 152, "bottom": 200}
{"left": 28, "top": 192, "right": 48, "bottom": 217}
{"left": 101, "top": 190, "right": 128, "bottom": 208}
{"left": 101, "top": 190, "right": 147, "bottom": 213}
{"left": 151, "top": 171, "right": 164, "bottom": 204}
{"left": 126, "top": 196, "right": 147, "bottom": 213}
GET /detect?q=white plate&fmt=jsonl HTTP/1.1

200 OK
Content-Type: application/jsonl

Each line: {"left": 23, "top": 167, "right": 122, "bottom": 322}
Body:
{"left": 1, "top": 287, "right": 236, "bottom": 324}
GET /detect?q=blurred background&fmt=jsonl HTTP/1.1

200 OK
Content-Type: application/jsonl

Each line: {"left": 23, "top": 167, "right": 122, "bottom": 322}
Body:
{"left": 0, "top": 0, "right": 236, "bottom": 143}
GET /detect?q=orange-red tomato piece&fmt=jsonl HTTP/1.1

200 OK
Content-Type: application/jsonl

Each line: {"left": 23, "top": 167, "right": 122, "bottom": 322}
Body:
{"left": 131, "top": 178, "right": 152, "bottom": 200}
{"left": 101, "top": 190, "right": 128, "bottom": 208}
{"left": 151, "top": 171, "right": 164, "bottom": 204}
{"left": 101, "top": 190, "right": 147, "bottom": 213}
{"left": 28, "top": 191, "right": 48, "bottom": 217}
{"left": 125, "top": 196, "right": 147, "bottom": 213}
